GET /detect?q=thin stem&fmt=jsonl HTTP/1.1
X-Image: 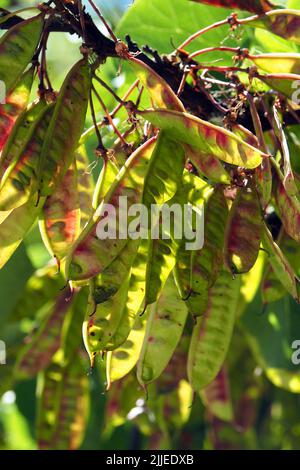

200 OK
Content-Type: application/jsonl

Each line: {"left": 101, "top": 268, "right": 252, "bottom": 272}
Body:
{"left": 93, "top": 74, "right": 123, "bottom": 104}
{"left": 92, "top": 85, "right": 127, "bottom": 146}
{"left": 89, "top": 88, "right": 106, "bottom": 153}
{"left": 87, "top": 0, "right": 118, "bottom": 43}
{"left": 176, "top": 18, "right": 229, "bottom": 52}
{"left": 191, "top": 64, "right": 247, "bottom": 73}
{"left": 78, "top": 0, "right": 88, "bottom": 43}
{"left": 246, "top": 92, "right": 268, "bottom": 152}
{"left": 188, "top": 46, "right": 240, "bottom": 61}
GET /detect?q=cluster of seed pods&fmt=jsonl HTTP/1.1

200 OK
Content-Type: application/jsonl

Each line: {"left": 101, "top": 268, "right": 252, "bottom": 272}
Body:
{"left": 1, "top": 2, "right": 300, "bottom": 449}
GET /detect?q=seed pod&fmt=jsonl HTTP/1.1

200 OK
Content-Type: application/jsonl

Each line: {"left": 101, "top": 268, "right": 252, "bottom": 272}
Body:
{"left": 107, "top": 238, "right": 148, "bottom": 350}
{"left": 137, "top": 276, "right": 188, "bottom": 386}
{"left": 39, "top": 159, "right": 80, "bottom": 262}
{"left": 255, "top": 157, "right": 272, "bottom": 210}
{"left": 224, "top": 187, "right": 262, "bottom": 274}
{"left": 261, "top": 223, "right": 299, "bottom": 301}
{"left": 0, "top": 66, "right": 35, "bottom": 152}
{"left": 248, "top": 53, "right": 300, "bottom": 74}
{"left": 75, "top": 144, "right": 95, "bottom": 228}
{"left": 241, "top": 9, "right": 300, "bottom": 45}
{"left": 0, "top": 99, "right": 46, "bottom": 183}
{"left": 274, "top": 171, "right": 300, "bottom": 244}
{"left": 36, "top": 356, "right": 89, "bottom": 450}
{"left": 186, "top": 186, "right": 228, "bottom": 317}
{"left": 14, "top": 287, "right": 74, "bottom": 379}
{"left": 37, "top": 59, "right": 91, "bottom": 197}
{"left": 143, "top": 131, "right": 185, "bottom": 207}
{"left": 0, "top": 14, "right": 43, "bottom": 93}
{"left": 191, "top": 0, "right": 273, "bottom": 14}
{"left": 185, "top": 145, "right": 230, "bottom": 184}
{"left": 200, "top": 366, "right": 233, "bottom": 423}
{"left": 106, "top": 316, "right": 147, "bottom": 385}
{"left": 0, "top": 104, "right": 55, "bottom": 211}
{"left": 257, "top": 73, "right": 300, "bottom": 100}
{"left": 92, "top": 158, "right": 119, "bottom": 209}
{"left": 262, "top": 264, "right": 287, "bottom": 304}
{"left": 187, "top": 270, "right": 241, "bottom": 390}
{"left": 66, "top": 137, "right": 156, "bottom": 281}
{"left": 129, "top": 57, "right": 185, "bottom": 111}
{"left": 0, "top": 196, "right": 45, "bottom": 270}
{"left": 139, "top": 109, "right": 266, "bottom": 168}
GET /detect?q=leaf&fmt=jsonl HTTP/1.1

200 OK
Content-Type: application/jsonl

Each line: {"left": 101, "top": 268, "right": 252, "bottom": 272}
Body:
{"left": 139, "top": 109, "right": 266, "bottom": 168}
{"left": 185, "top": 145, "right": 231, "bottom": 184}
{"left": 0, "top": 14, "right": 43, "bottom": 93}
{"left": 0, "top": 66, "right": 34, "bottom": 152}
{"left": 190, "top": 0, "right": 274, "bottom": 14}
{"left": 224, "top": 187, "right": 262, "bottom": 274}
{"left": 129, "top": 57, "right": 185, "bottom": 111}
{"left": 242, "top": 9, "right": 300, "bottom": 45}
{"left": 37, "top": 59, "right": 91, "bottom": 197}
{"left": 187, "top": 270, "right": 241, "bottom": 390}
{"left": 249, "top": 53, "right": 300, "bottom": 74}
{"left": 274, "top": 171, "right": 300, "bottom": 244}
{"left": 92, "top": 158, "right": 119, "bottom": 210}
{"left": 241, "top": 293, "right": 300, "bottom": 393}
{"left": 257, "top": 73, "right": 300, "bottom": 100}
{"left": 39, "top": 159, "right": 80, "bottom": 261}
{"left": 137, "top": 276, "right": 188, "bottom": 386}
{"left": 66, "top": 138, "right": 156, "bottom": 281}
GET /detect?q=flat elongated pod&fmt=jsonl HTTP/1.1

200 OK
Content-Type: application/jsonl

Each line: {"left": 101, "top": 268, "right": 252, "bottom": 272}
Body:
{"left": 0, "top": 14, "right": 43, "bottom": 93}
{"left": 66, "top": 137, "right": 156, "bottom": 281}
{"left": 241, "top": 9, "right": 300, "bottom": 45}
{"left": 187, "top": 270, "right": 241, "bottom": 390}
{"left": 186, "top": 186, "right": 228, "bottom": 317}
{"left": 262, "top": 264, "right": 287, "bottom": 304}
{"left": 36, "top": 356, "right": 89, "bottom": 450}
{"left": 39, "top": 159, "right": 80, "bottom": 261}
{"left": 224, "top": 187, "right": 262, "bottom": 274}
{"left": 255, "top": 157, "right": 272, "bottom": 210}
{"left": 92, "top": 238, "right": 139, "bottom": 305}
{"left": 200, "top": 366, "right": 234, "bottom": 422}
{"left": 262, "top": 224, "right": 299, "bottom": 301}
{"left": 14, "top": 287, "right": 74, "bottom": 379}
{"left": 185, "top": 145, "right": 230, "bottom": 184}
{"left": 274, "top": 172, "right": 300, "bottom": 244}
{"left": 258, "top": 73, "right": 300, "bottom": 100}
{"left": 0, "top": 196, "right": 45, "bottom": 270}
{"left": 139, "top": 109, "right": 266, "bottom": 169}
{"left": 37, "top": 59, "right": 91, "bottom": 196}
{"left": 0, "top": 104, "right": 54, "bottom": 211}
{"left": 108, "top": 239, "right": 148, "bottom": 350}
{"left": 0, "top": 99, "right": 46, "bottom": 183}
{"left": 191, "top": 0, "right": 274, "bottom": 14}
{"left": 137, "top": 276, "right": 188, "bottom": 386}
{"left": 92, "top": 158, "right": 119, "bottom": 210}
{"left": 83, "top": 272, "right": 131, "bottom": 363}
{"left": 143, "top": 131, "right": 185, "bottom": 207}
{"left": 248, "top": 53, "right": 300, "bottom": 75}
{"left": 106, "top": 316, "right": 147, "bottom": 384}
{"left": 129, "top": 57, "right": 185, "bottom": 111}
{"left": 75, "top": 144, "right": 95, "bottom": 228}
{"left": 0, "top": 66, "right": 34, "bottom": 151}
{"left": 10, "top": 263, "right": 65, "bottom": 322}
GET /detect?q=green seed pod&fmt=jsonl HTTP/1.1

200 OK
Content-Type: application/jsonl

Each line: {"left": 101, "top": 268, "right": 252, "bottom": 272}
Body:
{"left": 75, "top": 144, "right": 95, "bottom": 228}
{"left": 187, "top": 269, "right": 241, "bottom": 390}
{"left": 37, "top": 59, "right": 91, "bottom": 197}
{"left": 249, "top": 53, "right": 300, "bottom": 75}
{"left": 137, "top": 276, "right": 188, "bottom": 386}
{"left": 224, "top": 187, "right": 262, "bottom": 274}
{"left": 185, "top": 145, "right": 231, "bottom": 184}
{"left": 262, "top": 264, "right": 287, "bottom": 304}
{"left": 274, "top": 172, "right": 300, "bottom": 244}
{"left": 139, "top": 108, "right": 266, "bottom": 168}
{"left": 0, "top": 14, "right": 43, "bottom": 93}
{"left": 200, "top": 365, "right": 234, "bottom": 422}
{"left": 92, "top": 158, "right": 119, "bottom": 210}
{"left": 39, "top": 158, "right": 80, "bottom": 262}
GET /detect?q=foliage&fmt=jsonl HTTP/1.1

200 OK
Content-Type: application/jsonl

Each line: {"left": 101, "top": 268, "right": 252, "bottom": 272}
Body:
{"left": 0, "top": 0, "right": 300, "bottom": 451}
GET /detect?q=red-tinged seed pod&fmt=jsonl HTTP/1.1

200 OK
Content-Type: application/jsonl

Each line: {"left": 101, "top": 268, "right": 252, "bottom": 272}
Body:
{"left": 39, "top": 159, "right": 81, "bottom": 262}
{"left": 0, "top": 66, "right": 35, "bottom": 152}
{"left": 184, "top": 144, "right": 231, "bottom": 184}
{"left": 224, "top": 186, "right": 262, "bottom": 274}
{"left": 37, "top": 59, "right": 91, "bottom": 197}
{"left": 200, "top": 365, "right": 234, "bottom": 423}
{"left": 274, "top": 171, "right": 300, "bottom": 244}
{"left": 0, "top": 14, "right": 43, "bottom": 94}
{"left": 255, "top": 157, "right": 272, "bottom": 210}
